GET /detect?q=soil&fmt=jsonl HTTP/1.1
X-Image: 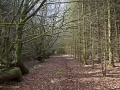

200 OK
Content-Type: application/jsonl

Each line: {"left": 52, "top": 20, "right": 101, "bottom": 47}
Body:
{"left": 1, "top": 54, "right": 120, "bottom": 90}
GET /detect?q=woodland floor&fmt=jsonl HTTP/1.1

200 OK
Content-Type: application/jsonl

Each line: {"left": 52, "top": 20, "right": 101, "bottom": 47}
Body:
{"left": 1, "top": 54, "right": 120, "bottom": 90}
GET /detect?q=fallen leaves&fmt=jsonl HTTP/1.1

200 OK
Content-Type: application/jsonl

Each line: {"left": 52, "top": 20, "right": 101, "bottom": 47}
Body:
{"left": 3, "top": 54, "right": 120, "bottom": 90}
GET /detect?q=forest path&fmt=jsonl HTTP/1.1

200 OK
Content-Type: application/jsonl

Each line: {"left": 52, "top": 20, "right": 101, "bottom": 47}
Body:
{"left": 3, "top": 54, "right": 120, "bottom": 90}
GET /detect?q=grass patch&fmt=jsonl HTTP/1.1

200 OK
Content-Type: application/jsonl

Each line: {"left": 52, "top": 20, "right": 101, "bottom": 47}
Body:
{"left": 30, "top": 65, "right": 39, "bottom": 71}
{"left": 56, "top": 71, "right": 62, "bottom": 75}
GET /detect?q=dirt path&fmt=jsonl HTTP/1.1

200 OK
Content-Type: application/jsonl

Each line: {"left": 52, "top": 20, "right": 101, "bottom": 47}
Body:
{"left": 1, "top": 54, "right": 120, "bottom": 90}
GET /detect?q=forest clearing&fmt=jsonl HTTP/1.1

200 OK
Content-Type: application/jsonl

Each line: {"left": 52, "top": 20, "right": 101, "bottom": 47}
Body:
{"left": 0, "top": 0, "right": 120, "bottom": 90}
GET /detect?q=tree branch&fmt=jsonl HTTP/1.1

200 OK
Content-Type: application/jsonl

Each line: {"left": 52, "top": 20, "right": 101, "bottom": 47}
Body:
{"left": 23, "top": 0, "right": 46, "bottom": 23}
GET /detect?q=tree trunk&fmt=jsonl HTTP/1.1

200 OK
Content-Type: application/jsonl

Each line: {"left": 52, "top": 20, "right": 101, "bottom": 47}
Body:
{"left": 14, "top": 25, "right": 29, "bottom": 74}
{"left": 0, "top": 67, "right": 23, "bottom": 84}
{"left": 107, "top": 0, "right": 115, "bottom": 67}
{"left": 82, "top": 0, "right": 87, "bottom": 65}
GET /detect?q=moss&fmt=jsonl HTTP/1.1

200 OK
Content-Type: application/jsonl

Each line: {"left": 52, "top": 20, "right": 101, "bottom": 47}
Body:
{"left": 16, "top": 67, "right": 23, "bottom": 81}
{"left": 56, "top": 71, "right": 62, "bottom": 75}
{"left": 103, "top": 73, "right": 106, "bottom": 77}
{"left": 0, "top": 67, "right": 23, "bottom": 83}
{"left": 108, "top": 63, "right": 115, "bottom": 67}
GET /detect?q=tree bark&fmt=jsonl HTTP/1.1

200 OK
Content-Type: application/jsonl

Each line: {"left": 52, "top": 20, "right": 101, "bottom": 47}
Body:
{"left": 82, "top": 0, "right": 87, "bottom": 65}
{"left": 14, "top": 25, "right": 29, "bottom": 74}
{"left": 107, "top": 0, "right": 115, "bottom": 67}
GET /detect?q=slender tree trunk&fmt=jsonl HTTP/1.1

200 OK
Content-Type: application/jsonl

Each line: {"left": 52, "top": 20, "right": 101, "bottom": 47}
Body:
{"left": 78, "top": 0, "right": 82, "bottom": 61}
{"left": 102, "top": 17, "right": 107, "bottom": 77}
{"left": 82, "top": 0, "right": 87, "bottom": 65}
{"left": 91, "top": 27, "right": 94, "bottom": 69}
{"left": 95, "top": 0, "right": 101, "bottom": 63}
{"left": 107, "top": 0, "right": 115, "bottom": 67}
{"left": 118, "top": 34, "right": 120, "bottom": 62}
